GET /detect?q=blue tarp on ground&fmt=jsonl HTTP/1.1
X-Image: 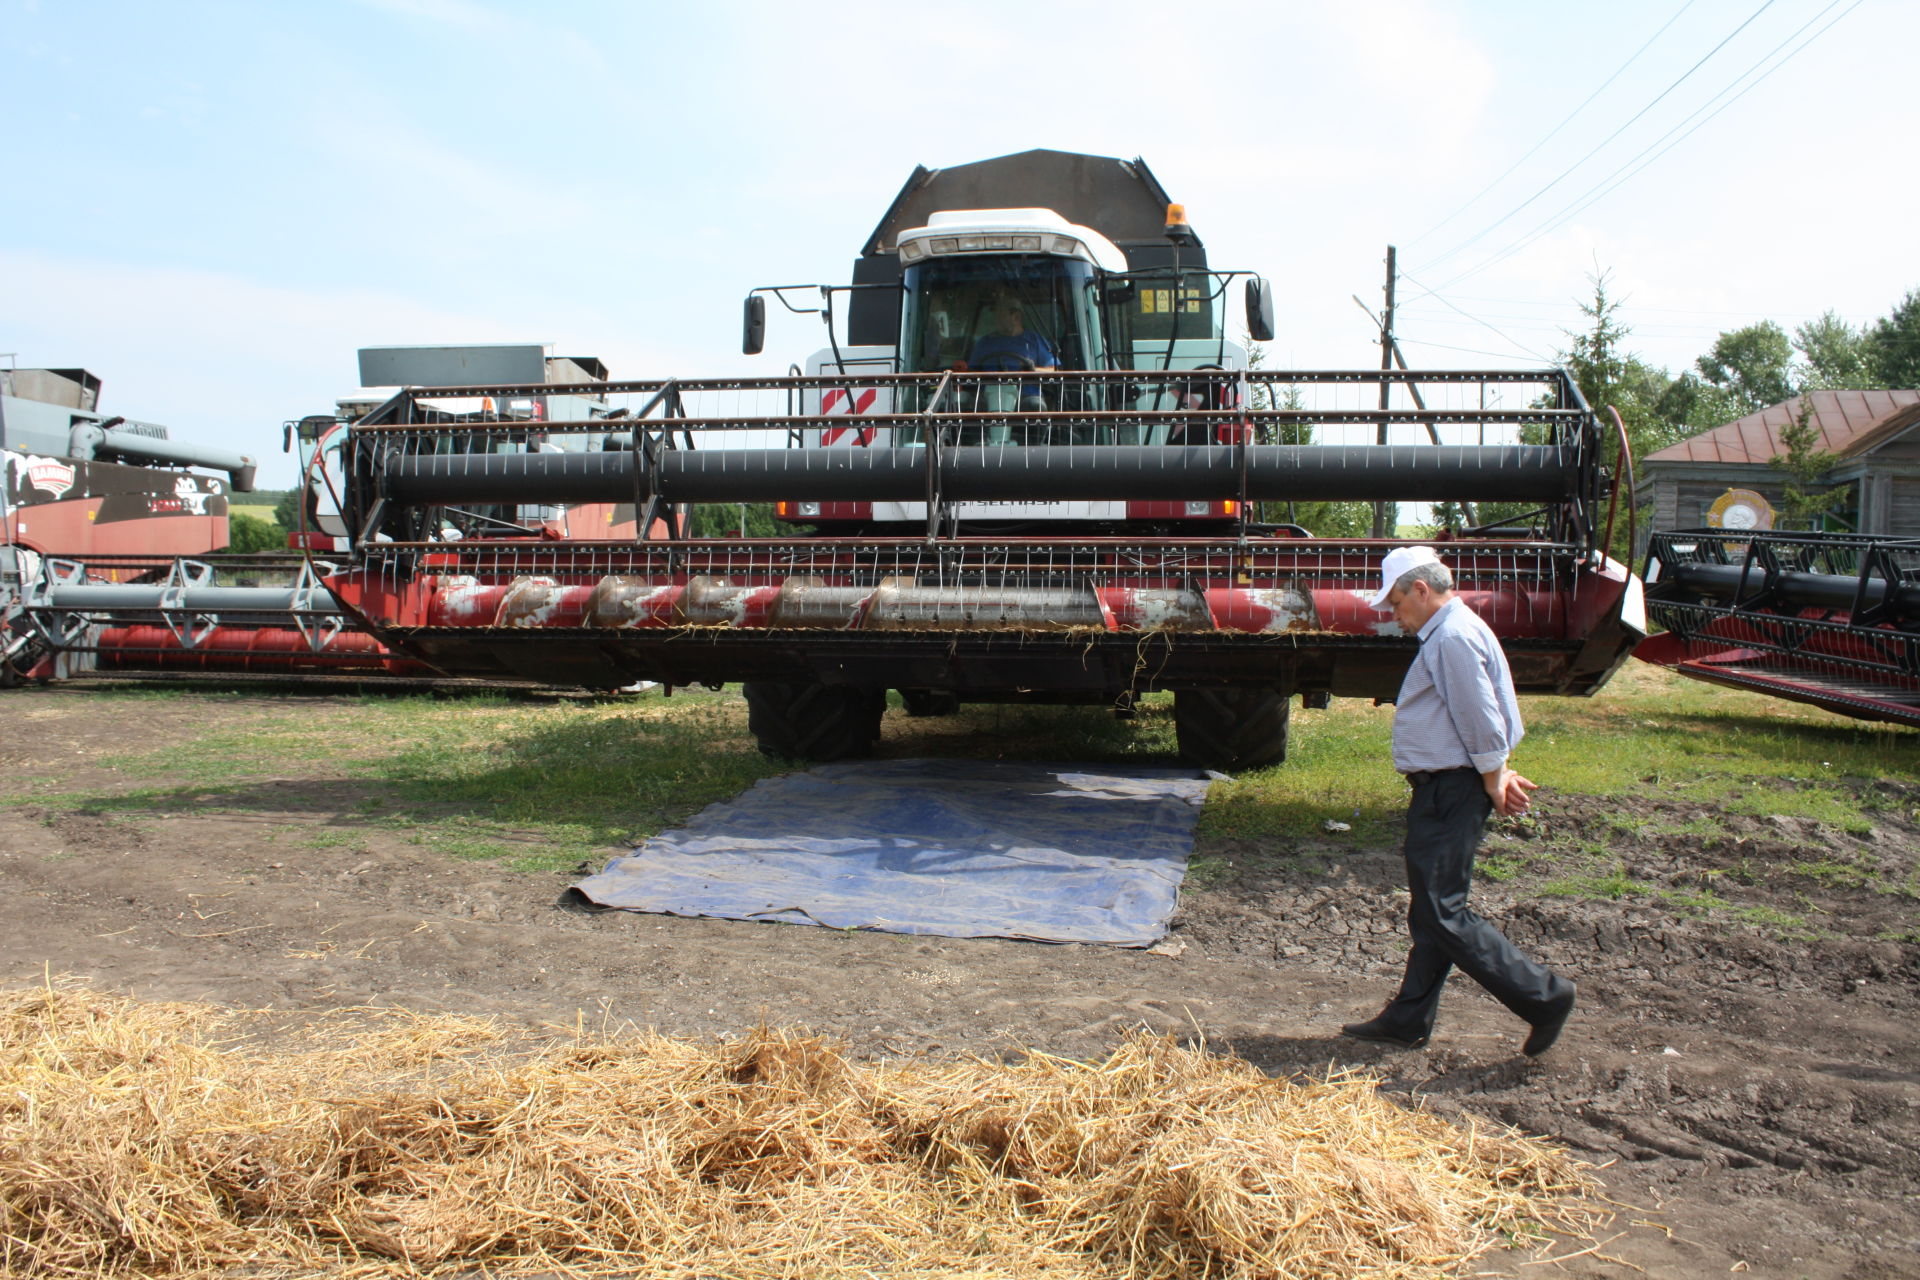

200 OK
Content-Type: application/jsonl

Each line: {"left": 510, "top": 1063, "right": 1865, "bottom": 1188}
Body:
{"left": 571, "top": 758, "right": 1213, "bottom": 946}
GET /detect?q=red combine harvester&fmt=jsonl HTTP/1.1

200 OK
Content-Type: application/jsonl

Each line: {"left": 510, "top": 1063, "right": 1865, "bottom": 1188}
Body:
{"left": 7, "top": 346, "right": 634, "bottom": 684}
{"left": 1, "top": 364, "right": 269, "bottom": 682}
{"left": 310, "top": 153, "right": 1647, "bottom": 768}
{"left": 1637, "top": 528, "right": 1920, "bottom": 728}
{"left": 0, "top": 366, "right": 255, "bottom": 554}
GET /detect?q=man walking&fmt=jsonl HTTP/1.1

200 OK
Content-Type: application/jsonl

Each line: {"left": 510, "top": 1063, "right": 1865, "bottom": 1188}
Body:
{"left": 1340, "top": 546, "right": 1576, "bottom": 1057}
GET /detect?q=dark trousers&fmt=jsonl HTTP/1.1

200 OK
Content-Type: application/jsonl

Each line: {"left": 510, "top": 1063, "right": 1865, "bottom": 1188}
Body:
{"left": 1379, "top": 770, "right": 1570, "bottom": 1037}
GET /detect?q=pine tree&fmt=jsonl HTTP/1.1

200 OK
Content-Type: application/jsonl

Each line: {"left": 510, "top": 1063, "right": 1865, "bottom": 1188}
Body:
{"left": 1770, "top": 400, "right": 1851, "bottom": 531}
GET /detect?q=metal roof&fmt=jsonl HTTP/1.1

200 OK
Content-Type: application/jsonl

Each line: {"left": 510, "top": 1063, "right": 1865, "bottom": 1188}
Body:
{"left": 1644, "top": 388, "right": 1920, "bottom": 465}
{"left": 860, "top": 150, "right": 1180, "bottom": 257}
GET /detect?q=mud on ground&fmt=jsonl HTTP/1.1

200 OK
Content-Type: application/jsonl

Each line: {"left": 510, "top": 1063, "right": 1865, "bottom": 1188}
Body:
{"left": 0, "top": 686, "right": 1915, "bottom": 1279}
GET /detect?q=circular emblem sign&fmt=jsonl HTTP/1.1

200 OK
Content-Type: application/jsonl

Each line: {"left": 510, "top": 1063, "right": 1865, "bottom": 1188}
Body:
{"left": 1707, "top": 488, "right": 1774, "bottom": 532}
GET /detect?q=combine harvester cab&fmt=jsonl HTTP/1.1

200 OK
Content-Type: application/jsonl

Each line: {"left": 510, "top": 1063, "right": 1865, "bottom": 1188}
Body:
{"left": 1638, "top": 528, "right": 1920, "bottom": 727}
{"left": 320, "top": 152, "right": 1648, "bottom": 769}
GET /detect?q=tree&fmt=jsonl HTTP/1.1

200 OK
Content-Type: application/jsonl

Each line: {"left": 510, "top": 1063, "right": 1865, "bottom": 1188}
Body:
{"left": 1695, "top": 321, "right": 1794, "bottom": 416}
{"left": 273, "top": 488, "right": 303, "bottom": 532}
{"left": 1483, "top": 272, "right": 1679, "bottom": 558}
{"left": 1556, "top": 271, "right": 1687, "bottom": 455}
{"left": 1793, "top": 311, "right": 1873, "bottom": 391}
{"left": 1425, "top": 501, "right": 1471, "bottom": 536}
{"left": 224, "top": 512, "right": 285, "bottom": 553}
{"left": 1562, "top": 271, "right": 1630, "bottom": 412}
{"left": 688, "top": 503, "right": 780, "bottom": 537}
{"left": 1865, "top": 287, "right": 1920, "bottom": 389}
{"left": 1770, "top": 400, "right": 1850, "bottom": 531}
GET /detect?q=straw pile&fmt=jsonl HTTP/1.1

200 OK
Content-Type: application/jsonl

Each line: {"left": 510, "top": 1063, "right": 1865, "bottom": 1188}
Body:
{"left": 0, "top": 984, "right": 1596, "bottom": 1278}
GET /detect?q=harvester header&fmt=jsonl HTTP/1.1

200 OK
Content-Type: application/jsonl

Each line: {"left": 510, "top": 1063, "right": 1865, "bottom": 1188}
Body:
{"left": 319, "top": 357, "right": 1642, "bottom": 768}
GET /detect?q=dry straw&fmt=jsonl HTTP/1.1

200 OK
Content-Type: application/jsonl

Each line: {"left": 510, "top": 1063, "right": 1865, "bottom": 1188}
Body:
{"left": 0, "top": 984, "right": 1597, "bottom": 1278}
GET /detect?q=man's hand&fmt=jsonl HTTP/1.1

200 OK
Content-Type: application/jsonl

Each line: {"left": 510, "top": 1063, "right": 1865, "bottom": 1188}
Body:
{"left": 1483, "top": 766, "right": 1538, "bottom": 816}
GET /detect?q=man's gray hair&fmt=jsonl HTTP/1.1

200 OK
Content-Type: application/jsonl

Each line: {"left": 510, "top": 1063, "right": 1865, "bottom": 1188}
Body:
{"left": 1394, "top": 561, "right": 1454, "bottom": 596}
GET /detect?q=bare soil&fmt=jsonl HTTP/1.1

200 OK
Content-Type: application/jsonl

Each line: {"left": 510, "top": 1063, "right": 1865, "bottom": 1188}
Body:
{"left": 1, "top": 686, "right": 1915, "bottom": 1279}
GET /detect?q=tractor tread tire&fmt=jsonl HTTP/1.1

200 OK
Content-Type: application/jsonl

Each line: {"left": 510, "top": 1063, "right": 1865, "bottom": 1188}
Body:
{"left": 1175, "top": 688, "right": 1290, "bottom": 772}
{"left": 743, "top": 681, "right": 885, "bottom": 761}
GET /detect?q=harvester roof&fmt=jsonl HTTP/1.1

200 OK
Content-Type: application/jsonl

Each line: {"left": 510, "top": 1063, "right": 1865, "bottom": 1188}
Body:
{"left": 861, "top": 150, "right": 1189, "bottom": 259}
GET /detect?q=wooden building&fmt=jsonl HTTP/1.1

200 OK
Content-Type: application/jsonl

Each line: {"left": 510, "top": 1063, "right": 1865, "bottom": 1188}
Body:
{"left": 1635, "top": 389, "right": 1920, "bottom": 554}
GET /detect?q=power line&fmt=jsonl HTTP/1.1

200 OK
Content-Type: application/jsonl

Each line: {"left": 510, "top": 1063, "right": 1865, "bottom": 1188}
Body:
{"left": 1434, "top": 0, "right": 1860, "bottom": 292}
{"left": 1395, "top": 337, "right": 1550, "bottom": 364}
{"left": 1395, "top": 269, "right": 1554, "bottom": 363}
{"left": 1397, "top": 312, "right": 1759, "bottom": 338}
{"left": 1397, "top": 306, "right": 1855, "bottom": 331}
{"left": 1404, "top": 295, "right": 1876, "bottom": 321}
{"left": 1406, "top": 0, "right": 1698, "bottom": 251}
{"left": 1420, "top": 0, "right": 1777, "bottom": 274}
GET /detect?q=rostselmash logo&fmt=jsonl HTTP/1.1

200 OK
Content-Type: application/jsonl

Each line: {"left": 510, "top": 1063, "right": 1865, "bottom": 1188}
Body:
{"left": 26, "top": 459, "right": 77, "bottom": 498}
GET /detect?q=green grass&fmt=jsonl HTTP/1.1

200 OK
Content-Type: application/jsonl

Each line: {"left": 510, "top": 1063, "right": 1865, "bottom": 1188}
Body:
{"left": 10, "top": 687, "right": 786, "bottom": 874}
{"left": 1477, "top": 850, "right": 1535, "bottom": 883}
{"left": 1198, "top": 699, "right": 1404, "bottom": 845}
{"left": 7, "top": 662, "right": 1917, "bottom": 889}
{"left": 1518, "top": 665, "right": 1907, "bottom": 823}
{"left": 1197, "top": 665, "right": 1913, "bottom": 860}
{"left": 1537, "top": 864, "right": 1638, "bottom": 901}
{"left": 1728, "top": 902, "right": 1820, "bottom": 939}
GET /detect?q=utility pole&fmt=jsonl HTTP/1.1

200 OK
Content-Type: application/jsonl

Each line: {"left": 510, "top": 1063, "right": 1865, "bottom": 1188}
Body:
{"left": 1371, "top": 245, "right": 1397, "bottom": 538}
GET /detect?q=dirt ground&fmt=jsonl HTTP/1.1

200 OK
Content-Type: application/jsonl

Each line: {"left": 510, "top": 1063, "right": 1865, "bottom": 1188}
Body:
{"left": 1, "top": 685, "right": 1916, "bottom": 1279}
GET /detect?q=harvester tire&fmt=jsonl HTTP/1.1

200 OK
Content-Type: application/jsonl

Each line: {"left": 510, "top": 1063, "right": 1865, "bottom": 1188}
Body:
{"left": 743, "top": 682, "right": 885, "bottom": 761}
{"left": 1174, "top": 688, "right": 1290, "bottom": 772}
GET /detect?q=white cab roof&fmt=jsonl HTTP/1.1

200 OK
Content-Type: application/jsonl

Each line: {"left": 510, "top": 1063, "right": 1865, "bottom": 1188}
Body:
{"left": 896, "top": 207, "right": 1129, "bottom": 273}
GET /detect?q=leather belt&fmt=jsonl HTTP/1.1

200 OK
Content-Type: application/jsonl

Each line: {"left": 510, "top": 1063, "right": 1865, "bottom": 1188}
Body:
{"left": 1404, "top": 766, "right": 1478, "bottom": 787}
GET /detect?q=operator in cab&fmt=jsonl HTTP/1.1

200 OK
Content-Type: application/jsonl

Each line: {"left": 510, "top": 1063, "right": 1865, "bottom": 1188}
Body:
{"left": 970, "top": 295, "right": 1058, "bottom": 414}
{"left": 969, "top": 296, "right": 1058, "bottom": 374}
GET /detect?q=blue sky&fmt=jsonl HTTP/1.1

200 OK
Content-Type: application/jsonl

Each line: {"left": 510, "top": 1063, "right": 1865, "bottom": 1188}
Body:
{"left": 6, "top": 0, "right": 1917, "bottom": 486}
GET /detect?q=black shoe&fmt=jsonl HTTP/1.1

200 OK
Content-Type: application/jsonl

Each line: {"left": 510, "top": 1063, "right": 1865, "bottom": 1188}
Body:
{"left": 1522, "top": 985, "right": 1576, "bottom": 1058}
{"left": 1340, "top": 1016, "right": 1429, "bottom": 1050}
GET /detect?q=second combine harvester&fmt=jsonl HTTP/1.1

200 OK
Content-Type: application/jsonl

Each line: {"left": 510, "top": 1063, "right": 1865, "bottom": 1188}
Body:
{"left": 324, "top": 150, "right": 1646, "bottom": 769}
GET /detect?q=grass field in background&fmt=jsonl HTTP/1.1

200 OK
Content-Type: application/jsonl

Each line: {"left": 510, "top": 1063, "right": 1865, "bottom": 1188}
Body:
{"left": 1204, "top": 660, "right": 1914, "bottom": 845}
{"left": 4, "top": 664, "right": 1914, "bottom": 887}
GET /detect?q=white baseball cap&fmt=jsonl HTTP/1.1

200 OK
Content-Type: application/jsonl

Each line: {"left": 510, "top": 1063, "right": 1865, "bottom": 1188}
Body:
{"left": 1367, "top": 545, "right": 1445, "bottom": 610}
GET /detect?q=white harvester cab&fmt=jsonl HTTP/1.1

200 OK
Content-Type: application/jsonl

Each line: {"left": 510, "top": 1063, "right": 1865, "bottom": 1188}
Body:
{"left": 756, "top": 167, "right": 1277, "bottom": 532}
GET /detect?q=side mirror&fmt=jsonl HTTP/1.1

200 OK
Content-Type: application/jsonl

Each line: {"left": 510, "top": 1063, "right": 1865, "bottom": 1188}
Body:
{"left": 1245, "top": 277, "right": 1276, "bottom": 343}
{"left": 742, "top": 294, "right": 767, "bottom": 355}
